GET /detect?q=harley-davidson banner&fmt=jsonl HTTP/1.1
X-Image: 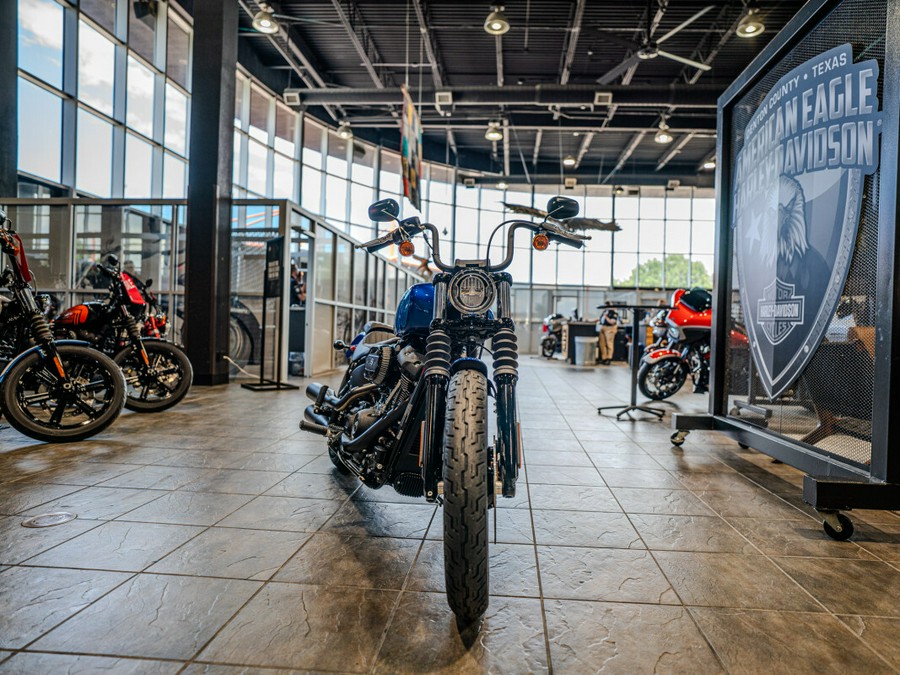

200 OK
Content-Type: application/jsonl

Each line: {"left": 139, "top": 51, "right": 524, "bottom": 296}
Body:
{"left": 733, "top": 43, "right": 882, "bottom": 398}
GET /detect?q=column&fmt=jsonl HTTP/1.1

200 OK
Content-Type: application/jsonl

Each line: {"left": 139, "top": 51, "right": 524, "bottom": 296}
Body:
{"left": 184, "top": 0, "right": 238, "bottom": 385}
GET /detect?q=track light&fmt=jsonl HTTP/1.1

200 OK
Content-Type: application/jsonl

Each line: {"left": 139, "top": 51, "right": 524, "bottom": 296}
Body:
{"left": 484, "top": 5, "right": 510, "bottom": 36}
{"left": 614, "top": 186, "right": 625, "bottom": 196}
{"left": 485, "top": 122, "right": 504, "bottom": 142}
{"left": 736, "top": 8, "right": 765, "bottom": 38}
{"left": 654, "top": 121, "right": 673, "bottom": 145}
{"left": 703, "top": 158, "right": 716, "bottom": 170}
{"left": 252, "top": 5, "right": 279, "bottom": 34}
{"left": 497, "top": 181, "right": 509, "bottom": 190}
{"left": 563, "top": 155, "right": 576, "bottom": 168}
{"left": 337, "top": 121, "right": 353, "bottom": 140}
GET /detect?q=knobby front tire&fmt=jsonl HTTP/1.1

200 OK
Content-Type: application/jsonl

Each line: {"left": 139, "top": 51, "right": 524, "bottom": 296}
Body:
{"left": 1, "top": 345, "right": 126, "bottom": 443}
{"left": 442, "top": 368, "right": 490, "bottom": 624}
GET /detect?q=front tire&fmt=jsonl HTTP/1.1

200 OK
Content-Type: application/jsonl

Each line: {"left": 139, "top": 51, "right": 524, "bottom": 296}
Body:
{"left": 638, "top": 358, "right": 688, "bottom": 400}
{"left": 541, "top": 336, "right": 557, "bottom": 358}
{"left": 114, "top": 341, "right": 193, "bottom": 413}
{"left": 442, "top": 369, "right": 490, "bottom": 624}
{"left": 1, "top": 345, "right": 126, "bottom": 443}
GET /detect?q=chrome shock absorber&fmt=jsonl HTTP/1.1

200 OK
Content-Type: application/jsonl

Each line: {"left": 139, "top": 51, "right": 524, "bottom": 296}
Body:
{"left": 121, "top": 309, "right": 150, "bottom": 366}
{"left": 29, "top": 311, "right": 55, "bottom": 347}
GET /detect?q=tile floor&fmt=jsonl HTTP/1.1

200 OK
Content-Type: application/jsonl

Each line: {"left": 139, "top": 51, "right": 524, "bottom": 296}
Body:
{"left": 0, "top": 358, "right": 899, "bottom": 673}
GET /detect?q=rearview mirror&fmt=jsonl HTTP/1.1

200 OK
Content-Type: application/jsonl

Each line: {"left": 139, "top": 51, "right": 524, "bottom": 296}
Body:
{"left": 106, "top": 254, "right": 119, "bottom": 267}
{"left": 546, "top": 196, "right": 579, "bottom": 220}
{"left": 368, "top": 198, "right": 400, "bottom": 222}
{"left": 144, "top": 278, "right": 153, "bottom": 288}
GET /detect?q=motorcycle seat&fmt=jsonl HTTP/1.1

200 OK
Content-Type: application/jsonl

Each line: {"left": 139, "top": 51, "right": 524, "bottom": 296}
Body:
{"left": 364, "top": 321, "right": 394, "bottom": 335}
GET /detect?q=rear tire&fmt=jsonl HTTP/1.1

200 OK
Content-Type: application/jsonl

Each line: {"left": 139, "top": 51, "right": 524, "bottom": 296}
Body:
{"left": 638, "top": 358, "right": 688, "bottom": 400}
{"left": 114, "top": 341, "right": 193, "bottom": 413}
{"left": 1, "top": 345, "right": 126, "bottom": 443}
{"left": 442, "top": 369, "right": 490, "bottom": 624}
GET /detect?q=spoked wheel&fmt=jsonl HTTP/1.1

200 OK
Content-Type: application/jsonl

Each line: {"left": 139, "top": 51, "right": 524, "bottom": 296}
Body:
{"left": 1, "top": 345, "right": 126, "bottom": 442}
{"left": 442, "top": 368, "right": 490, "bottom": 625}
{"left": 114, "top": 341, "right": 193, "bottom": 413}
{"left": 638, "top": 358, "right": 688, "bottom": 400}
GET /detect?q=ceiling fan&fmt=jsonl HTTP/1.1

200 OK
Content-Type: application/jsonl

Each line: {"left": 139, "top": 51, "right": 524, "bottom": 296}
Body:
{"left": 596, "top": 1, "right": 714, "bottom": 85}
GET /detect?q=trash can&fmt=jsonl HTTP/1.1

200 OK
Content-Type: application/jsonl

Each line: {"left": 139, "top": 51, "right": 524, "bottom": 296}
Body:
{"left": 574, "top": 336, "right": 597, "bottom": 366}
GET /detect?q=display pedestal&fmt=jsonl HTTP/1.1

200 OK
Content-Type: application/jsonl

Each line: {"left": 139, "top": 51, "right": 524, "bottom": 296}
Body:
{"left": 598, "top": 305, "right": 665, "bottom": 420}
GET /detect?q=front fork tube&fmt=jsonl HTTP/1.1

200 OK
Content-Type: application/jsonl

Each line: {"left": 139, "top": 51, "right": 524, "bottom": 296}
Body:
{"left": 495, "top": 375, "right": 520, "bottom": 498}
{"left": 421, "top": 374, "right": 448, "bottom": 502}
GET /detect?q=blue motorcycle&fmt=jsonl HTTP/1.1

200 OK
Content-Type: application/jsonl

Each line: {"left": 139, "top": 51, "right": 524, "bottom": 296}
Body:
{"left": 301, "top": 196, "right": 586, "bottom": 623}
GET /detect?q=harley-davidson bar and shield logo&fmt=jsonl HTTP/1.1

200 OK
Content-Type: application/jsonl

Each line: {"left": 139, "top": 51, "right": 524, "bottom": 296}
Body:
{"left": 733, "top": 43, "right": 882, "bottom": 398}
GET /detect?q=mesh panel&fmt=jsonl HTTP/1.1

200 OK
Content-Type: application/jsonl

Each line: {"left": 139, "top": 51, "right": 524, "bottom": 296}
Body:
{"left": 721, "top": 0, "right": 885, "bottom": 469}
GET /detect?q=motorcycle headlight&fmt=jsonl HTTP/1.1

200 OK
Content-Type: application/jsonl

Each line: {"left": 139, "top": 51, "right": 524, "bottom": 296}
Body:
{"left": 448, "top": 269, "right": 495, "bottom": 315}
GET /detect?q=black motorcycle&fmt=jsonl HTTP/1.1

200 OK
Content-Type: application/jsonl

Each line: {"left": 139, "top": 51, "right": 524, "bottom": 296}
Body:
{"left": 540, "top": 313, "right": 565, "bottom": 358}
{"left": 53, "top": 255, "right": 193, "bottom": 413}
{"left": 301, "top": 196, "right": 587, "bottom": 623}
{"left": 0, "top": 209, "right": 126, "bottom": 442}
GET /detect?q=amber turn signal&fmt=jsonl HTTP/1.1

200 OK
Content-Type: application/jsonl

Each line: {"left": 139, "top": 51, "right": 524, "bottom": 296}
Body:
{"left": 532, "top": 233, "right": 549, "bottom": 251}
{"left": 399, "top": 240, "right": 415, "bottom": 257}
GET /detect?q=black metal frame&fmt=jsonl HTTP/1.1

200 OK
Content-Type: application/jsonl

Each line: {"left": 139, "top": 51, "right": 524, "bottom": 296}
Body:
{"left": 598, "top": 305, "right": 666, "bottom": 420}
{"left": 675, "top": 0, "right": 900, "bottom": 513}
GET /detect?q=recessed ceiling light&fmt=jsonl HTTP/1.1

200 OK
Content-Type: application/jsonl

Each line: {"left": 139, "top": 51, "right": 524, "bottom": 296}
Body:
{"left": 563, "top": 155, "right": 577, "bottom": 168}
{"left": 736, "top": 8, "right": 765, "bottom": 38}
{"left": 484, "top": 5, "right": 510, "bottom": 35}
{"left": 497, "top": 181, "right": 509, "bottom": 190}
{"left": 703, "top": 158, "right": 716, "bottom": 170}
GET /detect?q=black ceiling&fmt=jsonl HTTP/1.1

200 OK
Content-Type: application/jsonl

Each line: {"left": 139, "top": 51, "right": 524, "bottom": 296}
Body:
{"left": 236, "top": 0, "right": 807, "bottom": 187}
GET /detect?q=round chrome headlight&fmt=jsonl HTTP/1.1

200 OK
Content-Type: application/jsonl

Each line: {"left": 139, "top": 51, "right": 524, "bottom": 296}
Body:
{"left": 448, "top": 269, "right": 495, "bottom": 315}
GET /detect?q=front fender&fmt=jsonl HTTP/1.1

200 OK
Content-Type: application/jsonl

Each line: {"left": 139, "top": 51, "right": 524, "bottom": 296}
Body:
{"left": 642, "top": 349, "right": 682, "bottom": 366}
{"left": 0, "top": 340, "right": 92, "bottom": 385}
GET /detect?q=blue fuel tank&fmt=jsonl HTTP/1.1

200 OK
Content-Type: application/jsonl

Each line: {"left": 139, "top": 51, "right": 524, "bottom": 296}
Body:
{"left": 394, "top": 283, "right": 434, "bottom": 337}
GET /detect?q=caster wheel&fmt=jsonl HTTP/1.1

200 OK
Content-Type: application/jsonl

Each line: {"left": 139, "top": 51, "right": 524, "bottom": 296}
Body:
{"left": 670, "top": 431, "right": 687, "bottom": 447}
{"left": 823, "top": 513, "right": 854, "bottom": 541}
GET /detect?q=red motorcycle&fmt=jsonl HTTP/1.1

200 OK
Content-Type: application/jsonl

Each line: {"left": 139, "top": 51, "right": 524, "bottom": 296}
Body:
{"left": 638, "top": 288, "right": 712, "bottom": 400}
{"left": 53, "top": 255, "right": 192, "bottom": 413}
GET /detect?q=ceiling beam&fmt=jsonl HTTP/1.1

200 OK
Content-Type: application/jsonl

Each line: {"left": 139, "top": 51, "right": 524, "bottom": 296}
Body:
{"left": 329, "top": 0, "right": 393, "bottom": 89}
{"left": 410, "top": 0, "right": 457, "bottom": 155}
{"left": 291, "top": 84, "right": 721, "bottom": 108}
{"left": 603, "top": 131, "right": 646, "bottom": 184}
{"left": 532, "top": 129, "right": 543, "bottom": 168}
{"left": 559, "top": 0, "right": 586, "bottom": 85}
{"left": 574, "top": 132, "right": 595, "bottom": 169}
{"left": 496, "top": 36, "right": 504, "bottom": 87}
{"left": 655, "top": 131, "right": 696, "bottom": 171}
{"left": 238, "top": 0, "right": 341, "bottom": 120}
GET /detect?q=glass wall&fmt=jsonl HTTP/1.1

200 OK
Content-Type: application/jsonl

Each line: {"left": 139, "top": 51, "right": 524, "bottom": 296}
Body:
{"left": 16, "top": 0, "right": 192, "bottom": 198}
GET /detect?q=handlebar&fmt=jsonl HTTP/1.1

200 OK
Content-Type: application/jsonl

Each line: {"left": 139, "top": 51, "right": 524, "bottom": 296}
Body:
{"left": 356, "top": 217, "right": 589, "bottom": 273}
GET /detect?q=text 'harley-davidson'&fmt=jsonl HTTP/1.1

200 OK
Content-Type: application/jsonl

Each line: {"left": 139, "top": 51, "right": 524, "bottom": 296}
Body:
{"left": 300, "top": 196, "right": 587, "bottom": 624}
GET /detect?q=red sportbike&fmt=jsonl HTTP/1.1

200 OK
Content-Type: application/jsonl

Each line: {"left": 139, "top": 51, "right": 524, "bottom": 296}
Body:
{"left": 638, "top": 288, "right": 712, "bottom": 400}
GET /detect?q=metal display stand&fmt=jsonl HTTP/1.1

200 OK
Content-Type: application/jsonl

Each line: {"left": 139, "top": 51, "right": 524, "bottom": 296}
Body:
{"left": 242, "top": 236, "right": 299, "bottom": 392}
{"left": 598, "top": 305, "right": 665, "bottom": 420}
{"left": 672, "top": 0, "right": 900, "bottom": 540}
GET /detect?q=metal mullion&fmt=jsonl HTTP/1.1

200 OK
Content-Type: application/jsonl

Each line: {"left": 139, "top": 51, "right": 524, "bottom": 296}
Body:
{"left": 60, "top": 2, "right": 78, "bottom": 193}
